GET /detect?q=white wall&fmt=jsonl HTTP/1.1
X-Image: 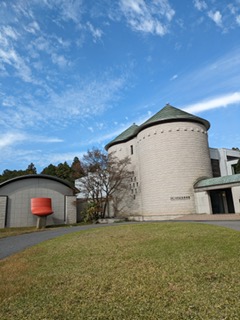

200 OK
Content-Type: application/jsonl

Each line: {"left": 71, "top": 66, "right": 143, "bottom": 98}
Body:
{"left": 194, "top": 191, "right": 212, "bottom": 214}
{"left": 210, "top": 148, "right": 240, "bottom": 176}
{"left": 65, "top": 196, "right": 77, "bottom": 224}
{"left": 232, "top": 186, "right": 240, "bottom": 214}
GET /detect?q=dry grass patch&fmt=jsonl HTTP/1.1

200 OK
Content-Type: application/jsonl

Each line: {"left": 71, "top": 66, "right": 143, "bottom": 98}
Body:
{"left": 1, "top": 222, "right": 240, "bottom": 319}
{"left": 0, "top": 227, "right": 39, "bottom": 239}
{"left": 0, "top": 223, "right": 89, "bottom": 239}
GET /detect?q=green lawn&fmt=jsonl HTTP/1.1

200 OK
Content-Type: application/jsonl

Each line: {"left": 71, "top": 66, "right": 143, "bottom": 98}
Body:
{"left": 0, "top": 226, "right": 40, "bottom": 239}
{"left": 1, "top": 222, "right": 240, "bottom": 319}
{"left": 0, "top": 223, "right": 89, "bottom": 239}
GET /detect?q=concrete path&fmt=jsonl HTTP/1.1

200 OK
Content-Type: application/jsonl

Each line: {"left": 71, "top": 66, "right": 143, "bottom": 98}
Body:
{"left": 0, "top": 223, "right": 132, "bottom": 260}
{"left": 1, "top": 220, "right": 240, "bottom": 260}
{"left": 200, "top": 221, "right": 240, "bottom": 232}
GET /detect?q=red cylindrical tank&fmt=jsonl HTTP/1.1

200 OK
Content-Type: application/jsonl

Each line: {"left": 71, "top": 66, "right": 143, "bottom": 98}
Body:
{"left": 31, "top": 198, "right": 53, "bottom": 216}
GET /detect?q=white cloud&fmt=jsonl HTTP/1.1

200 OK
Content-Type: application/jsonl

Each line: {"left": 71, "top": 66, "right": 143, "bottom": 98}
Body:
{"left": 0, "top": 69, "right": 128, "bottom": 131}
{"left": 51, "top": 53, "right": 69, "bottom": 68}
{"left": 208, "top": 10, "right": 222, "bottom": 27}
{"left": 0, "top": 47, "right": 33, "bottom": 82}
{"left": 54, "top": 36, "right": 71, "bottom": 48}
{"left": 47, "top": 74, "right": 127, "bottom": 121}
{"left": 0, "top": 26, "right": 19, "bottom": 49}
{"left": 12, "top": 1, "right": 35, "bottom": 19}
{"left": 166, "top": 47, "right": 240, "bottom": 103}
{"left": 170, "top": 74, "right": 178, "bottom": 81}
{"left": 33, "top": 36, "right": 51, "bottom": 52}
{"left": 2, "top": 96, "right": 17, "bottom": 107}
{"left": 86, "top": 22, "right": 103, "bottom": 42}
{"left": 183, "top": 92, "right": 240, "bottom": 114}
{"left": 193, "top": 2, "right": 240, "bottom": 30}
{"left": 236, "top": 15, "right": 240, "bottom": 26}
{"left": 34, "top": 136, "right": 64, "bottom": 143}
{"left": 0, "top": 132, "right": 64, "bottom": 148}
{"left": 10, "top": 0, "right": 84, "bottom": 25}
{"left": 30, "top": 35, "right": 70, "bottom": 68}
{"left": 2, "top": 26, "right": 19, "bottom": 40}
{"left": 25, "top": 21, "right": 41, "bottom": 34}
{"left": 57, "top": 0, "right": 84, "bottom": 24}
{"left": 119, "top": 0, "right": 175, "bottom": 36}
{"left": 0, "top": 132, "right": 26, "bottom": 148}
{"left": 193, "top": 0, "right": 207, "bottom": 11}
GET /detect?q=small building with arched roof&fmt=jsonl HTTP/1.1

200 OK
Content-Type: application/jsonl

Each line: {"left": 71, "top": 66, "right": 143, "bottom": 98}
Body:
{"left": 0, "top": 174, "right": 78, "bottom": 228}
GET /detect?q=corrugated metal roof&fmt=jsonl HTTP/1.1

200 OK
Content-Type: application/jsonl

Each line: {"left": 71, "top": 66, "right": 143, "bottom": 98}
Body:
{"left": 195, "top": 174, "right": 240, "bottom": 188}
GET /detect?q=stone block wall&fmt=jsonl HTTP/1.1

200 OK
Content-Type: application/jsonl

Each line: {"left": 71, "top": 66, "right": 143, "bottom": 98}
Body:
{"left": 137, "top": 121, "right": 212, "bottom": 216}
{"left": 108, "top": 120, "right": 213, "bottom": 218}
{"left": 108, "top": 137, "right": 142, "bottom": 217}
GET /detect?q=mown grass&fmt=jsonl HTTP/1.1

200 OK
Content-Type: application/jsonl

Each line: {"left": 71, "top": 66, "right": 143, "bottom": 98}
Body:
{"left": 0, "top": 223, "right": 90, "bottom": 239}
{"left": 1, "top": 222, "right": 240, "bottom": 319}
{"left": 0, "top": 226, "right": 39, "bottom": 239}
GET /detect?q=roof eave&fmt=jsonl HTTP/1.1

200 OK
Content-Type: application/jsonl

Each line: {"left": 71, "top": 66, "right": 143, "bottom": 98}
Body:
{"left": 105, "top": 134, "right": 136, "bottom": 150}
{"left": 0, "top": 174, "right": 78, "bottom": 192}
{"left": 137, "top": 117, "right": 210, "bottom": 135}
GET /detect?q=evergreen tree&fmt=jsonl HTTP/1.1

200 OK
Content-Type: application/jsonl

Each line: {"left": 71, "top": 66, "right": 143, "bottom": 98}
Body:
{"left": 0, "top": 169, "right": 26, "bottom": 182}
{"left": 70, "top": 156, "right": 84, "bottom": 182}
{"left": 26, "top": 163, "right": 37, "bottom": 174}
{"left": 41, "top": 164, "right": 57, "bottom": 176}
{"left": 55, "top": 162, "right": 72, "bottom": 181}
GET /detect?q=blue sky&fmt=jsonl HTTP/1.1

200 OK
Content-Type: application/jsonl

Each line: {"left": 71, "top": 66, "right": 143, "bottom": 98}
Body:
{"left": 0, "top": 0, "right": 240, "bottom": 173}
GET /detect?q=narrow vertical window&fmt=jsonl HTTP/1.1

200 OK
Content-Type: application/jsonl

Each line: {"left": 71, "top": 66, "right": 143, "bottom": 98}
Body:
{"left": 130, "top": 145, "right": 133, "bottom": 155}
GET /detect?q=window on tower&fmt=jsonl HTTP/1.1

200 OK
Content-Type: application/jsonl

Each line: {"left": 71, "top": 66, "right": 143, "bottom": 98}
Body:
{"left": 130, "top": 145, "right": 133, "bottom": 155}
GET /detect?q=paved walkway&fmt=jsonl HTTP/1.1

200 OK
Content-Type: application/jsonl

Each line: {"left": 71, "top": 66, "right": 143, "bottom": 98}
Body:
{"left": 1, "top": 219, "right": 240, "bottom": 260}
{"left": 175, "top": 214, "right": 240, "bottom": 221}
{"left": 0, "top": 223, "right": 132, "bottom": 260}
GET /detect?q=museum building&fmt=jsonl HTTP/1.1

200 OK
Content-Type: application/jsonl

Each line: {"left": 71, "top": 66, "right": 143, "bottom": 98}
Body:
{"left": 105, "top": 104, "right": 240, "bottom": 220}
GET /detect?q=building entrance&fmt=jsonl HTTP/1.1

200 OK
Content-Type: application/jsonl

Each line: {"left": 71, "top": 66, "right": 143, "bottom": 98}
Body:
{"left": 210, "top": 188, "right": 235, "bottom": 214}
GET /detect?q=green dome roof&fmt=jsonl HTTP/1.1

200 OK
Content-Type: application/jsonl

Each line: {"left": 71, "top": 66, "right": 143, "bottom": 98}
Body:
{"left": 105, "top": 104, "right": 210, "bottom": 150}
{"left": 105, "top": 123, "right": 139, "bottom": 150}
{"left": 140, "top": 104, "right": 210, "bottom": 132}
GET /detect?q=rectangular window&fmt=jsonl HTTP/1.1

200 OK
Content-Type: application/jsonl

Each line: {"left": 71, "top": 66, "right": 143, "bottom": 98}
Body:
{"left": 130, "top": 145, "right": 133, "bottom": 155}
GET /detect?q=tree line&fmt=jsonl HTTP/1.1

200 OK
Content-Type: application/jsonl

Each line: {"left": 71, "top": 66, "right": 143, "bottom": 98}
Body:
{"left": 0, "top": 157, "right": 84, "bottom": 184}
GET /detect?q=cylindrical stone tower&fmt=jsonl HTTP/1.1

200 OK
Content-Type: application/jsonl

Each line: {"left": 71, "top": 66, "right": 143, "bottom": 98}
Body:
{"left": 137, "top": 105, "right": 212, "bottom": 217}
{"left": 106, "top": 104, "right": 213, "bottom": 219}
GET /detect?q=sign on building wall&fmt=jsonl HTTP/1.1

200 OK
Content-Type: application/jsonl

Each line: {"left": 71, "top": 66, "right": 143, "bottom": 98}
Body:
{"left": 170, "top": 196, "right": 191, "bottom": 201}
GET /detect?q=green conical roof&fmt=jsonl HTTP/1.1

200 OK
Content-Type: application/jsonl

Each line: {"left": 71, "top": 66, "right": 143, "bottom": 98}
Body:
{"left": 140, "top": 104, "right": 210, "bottom": 131}
{"left": 105, "top": 104, "right": 210, "bottom": 150}
{"left": 105, "top": 123, "right": 139, "bottom": 150}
